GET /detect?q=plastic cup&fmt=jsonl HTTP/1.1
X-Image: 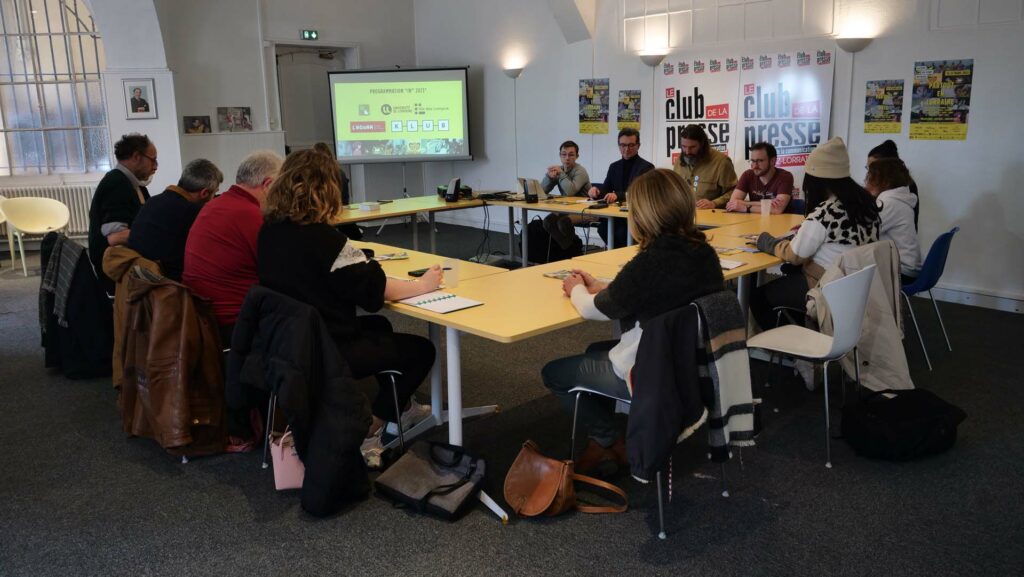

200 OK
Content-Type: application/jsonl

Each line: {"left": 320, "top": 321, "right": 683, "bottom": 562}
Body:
{"left": 760, "top": 198, "right": 772, "bottom": 216}
{"left": 443, "top": 258, "right": 459, "bottom": 288}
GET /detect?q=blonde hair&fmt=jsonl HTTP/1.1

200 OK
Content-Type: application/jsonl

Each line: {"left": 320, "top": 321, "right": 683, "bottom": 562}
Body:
{"left": 627, "top": 168, "right": 706, "bottom": 250}
{"left": 262, "top": 149, "right": 341, "bottom": 225}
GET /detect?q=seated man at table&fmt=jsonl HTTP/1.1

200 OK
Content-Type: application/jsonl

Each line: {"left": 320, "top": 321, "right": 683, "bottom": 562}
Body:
{"left": 541, "top": 140, "right": 592, "bottom": 249}
{"left": 127, "top": 159, "right": 223, "bottom": 281}
{"left": 587, "top": 127, "right": 654, "bottom": 247}
{"left": 183, "top": 150, "right": 282, "bottom": 344}
{"left": 725, "top": 142, "right": 793, "bottom": 214}
{"left": 671, "top": 124, "right": 737, "bottom": 209}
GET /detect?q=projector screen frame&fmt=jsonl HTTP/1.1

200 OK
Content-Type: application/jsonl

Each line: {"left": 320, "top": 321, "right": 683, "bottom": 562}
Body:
{"left": 327, "top": 66, "right": 474, "bottom": 165}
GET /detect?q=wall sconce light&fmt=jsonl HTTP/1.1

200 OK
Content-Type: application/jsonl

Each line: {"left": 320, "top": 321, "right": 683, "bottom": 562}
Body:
{"left": 835, "top": 37, "right": 872, "bottom": 53}
{"left": 639, "top": 53, "right": 666, "bottom": 67}
{"left": 503, "top": 67, "right": 524, "bottom": 79}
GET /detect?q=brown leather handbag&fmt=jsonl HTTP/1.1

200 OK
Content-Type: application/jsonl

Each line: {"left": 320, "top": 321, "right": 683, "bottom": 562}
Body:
{"left": 503, "top": 440, "right": 627, "bottom": 516}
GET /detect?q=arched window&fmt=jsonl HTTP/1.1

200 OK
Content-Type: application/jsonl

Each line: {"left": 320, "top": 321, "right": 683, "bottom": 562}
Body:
{"left": 0, "top": 0, "right": 107, "bottom": 175}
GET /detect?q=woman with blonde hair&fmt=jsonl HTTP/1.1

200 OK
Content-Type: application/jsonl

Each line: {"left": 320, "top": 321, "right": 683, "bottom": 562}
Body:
{"left": 257, "top": 149, "right": 440, "bottom": 467}
{"left": 541, "top": 168, "right": 724, "bottom": 477}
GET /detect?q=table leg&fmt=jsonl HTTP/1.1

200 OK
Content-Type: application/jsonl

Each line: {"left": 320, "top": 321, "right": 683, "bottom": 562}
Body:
{"left": 429, "top": 212, "right": 437, "bottom": 254}
{"left": 429, "top": 323, "right": 442, "bottom": 422}
{"left": 607, "top": 218, "right": 615, "bottom": 250}
{"left": 446, "top": 326, "right": 463, "bottom": 445}
{"left": 507, "top": 207, "right": 514, "bottom": 262}
{"left": 520, "top": 207, "right": 529, "bottom": 267}
{"left": 626, "top": 224, "right": 633, "bottom": 246}
{"left": 412, "top": 213, "right": 419, "bottom": 251}
{"left": 737, "top": 274, "right": 752, "bottom": 331}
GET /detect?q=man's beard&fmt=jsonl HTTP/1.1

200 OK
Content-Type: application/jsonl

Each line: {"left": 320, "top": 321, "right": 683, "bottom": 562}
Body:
{"left": 683, "top": 155, "right": 698, "bottom": 166}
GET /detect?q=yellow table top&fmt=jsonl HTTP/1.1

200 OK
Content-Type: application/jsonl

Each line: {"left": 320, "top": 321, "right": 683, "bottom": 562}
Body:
{"left": 332, "top": 195, "right": 483, "bottom": 225}
{"left": 710, "top": 213, "right": 805, "bottom": 238}
{"left": 571, "top": 239, "right": 779, "bottom": 281}
{"left": 485, "top": 198, "right": 762, "bottom": 228}
{"left": 349, "top": 241, "right": 506, "bottom": 283}
{"left": 382, "top": 260, "right": 622, "bottom": 343}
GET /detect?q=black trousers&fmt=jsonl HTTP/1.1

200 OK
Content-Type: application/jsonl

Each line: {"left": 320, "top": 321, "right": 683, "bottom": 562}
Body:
{"left": 750, "top": 271, "right": 812, "bottom": 332}
{"left": 335, "top": 315, "right": 435, "bottom": 423}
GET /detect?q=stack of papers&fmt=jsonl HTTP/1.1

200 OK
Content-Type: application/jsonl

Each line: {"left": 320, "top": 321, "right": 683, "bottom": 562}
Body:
{"left": 399, "top": 291, "right": 483, "bottom": 314}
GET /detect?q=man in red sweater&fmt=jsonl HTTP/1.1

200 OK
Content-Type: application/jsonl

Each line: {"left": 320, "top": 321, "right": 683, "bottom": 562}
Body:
{"left": 183, "top": 150, "right": 283, "bottom": 344}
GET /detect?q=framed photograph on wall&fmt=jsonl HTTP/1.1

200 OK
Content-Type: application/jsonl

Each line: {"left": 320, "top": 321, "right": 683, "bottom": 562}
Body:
{"left": 183, "top": 115, "right": 212, "bottom": 134}
{"left": 216, "top": 106, "right": 253, "bottom": 132}
{"left": 124, "top": 78, "right": 157, "bottom": 119}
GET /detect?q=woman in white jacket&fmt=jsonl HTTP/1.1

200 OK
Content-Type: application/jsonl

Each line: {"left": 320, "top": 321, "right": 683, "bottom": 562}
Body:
{"left": 865, "top": 158, "right": 921, "bottom": 284}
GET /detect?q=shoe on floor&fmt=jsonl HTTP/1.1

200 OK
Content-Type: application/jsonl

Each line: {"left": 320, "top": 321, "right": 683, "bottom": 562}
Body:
{"left": 576, "top": 438, "right": 620, "bottom": 479}
{"left": 385, "top": 401, "right": 432, "bottom": 436}
{"left": 360, "top": 427, "right": 385, "bottom": 470}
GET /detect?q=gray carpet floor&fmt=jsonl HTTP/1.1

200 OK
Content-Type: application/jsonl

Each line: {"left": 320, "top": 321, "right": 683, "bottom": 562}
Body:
{"left": 1, "top": 222, "right": 1022, "bottom": 576}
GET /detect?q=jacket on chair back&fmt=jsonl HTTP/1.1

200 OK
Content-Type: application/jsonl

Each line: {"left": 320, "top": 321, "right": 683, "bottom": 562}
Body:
{"left": 226, "top": 286, "right": 372, "bottom": 517}
{"left": 118, "top": 264, "right": 226, "bottom": 455}
{"left": 103, "top": 245, "right": 162, "bottom": 390}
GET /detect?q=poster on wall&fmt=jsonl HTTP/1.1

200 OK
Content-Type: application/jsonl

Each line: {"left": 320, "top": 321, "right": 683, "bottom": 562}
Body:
{"left": 656, "top": 44, "right": 834, "bottom": 189}
{"left": 616, "top": 90, "right": 641, "bottom": 131}
{"left": 864, "top": 80, "right": 905, "bottom": 134}
{"left": 579, "top": 78, "right": 609, "bottom": 134}
{"left": 910, "top": 59, "right": 973, "bottom": 140}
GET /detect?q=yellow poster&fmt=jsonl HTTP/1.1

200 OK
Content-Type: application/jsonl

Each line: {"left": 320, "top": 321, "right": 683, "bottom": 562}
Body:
{"left": 864, "top": 79, "right": 903, "bottom": 134}
{"left": 910, "top": 59, "right": 972, "bottom": 141}
{"left": 616, "top": 89, "right": 641, "bottom": 131}
{"left": 579, "top": 78, "right": 609, "bottom": 134}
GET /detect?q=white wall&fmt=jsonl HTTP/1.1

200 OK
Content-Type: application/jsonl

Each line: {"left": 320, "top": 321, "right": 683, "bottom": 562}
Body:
{"left": 415, "top": 0, "right": 1024, "bottom": 307}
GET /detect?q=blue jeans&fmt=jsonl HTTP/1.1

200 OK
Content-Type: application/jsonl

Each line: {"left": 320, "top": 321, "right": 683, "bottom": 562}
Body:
{"left": 541, "top": 341, "right": 630, "bottom": 447}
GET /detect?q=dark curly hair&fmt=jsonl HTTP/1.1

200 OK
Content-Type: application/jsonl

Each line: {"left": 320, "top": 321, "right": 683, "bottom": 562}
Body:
{"left": 113, "top": 133, "right": 152, "bottom": 161}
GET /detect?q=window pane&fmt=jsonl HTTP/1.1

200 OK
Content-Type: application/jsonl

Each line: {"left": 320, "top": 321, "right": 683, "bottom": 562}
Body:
{"left": 84, "top": 126, "right": 109, "bottom": 171}
{"left": 11, "top": 130, "right": 44, "bottom": 174}
{"left": 46, "top": 129, "right": 84, "bottom": 173}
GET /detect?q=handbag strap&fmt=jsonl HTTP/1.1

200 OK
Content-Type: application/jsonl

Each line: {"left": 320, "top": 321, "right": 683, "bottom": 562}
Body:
{"left": 569, "top": 473, "right": 628, "bottom": 513}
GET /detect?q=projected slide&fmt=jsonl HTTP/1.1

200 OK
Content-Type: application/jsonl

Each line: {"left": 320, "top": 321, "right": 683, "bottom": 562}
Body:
{"left": 329, "top": 68, "right": 472, "bottom": 164}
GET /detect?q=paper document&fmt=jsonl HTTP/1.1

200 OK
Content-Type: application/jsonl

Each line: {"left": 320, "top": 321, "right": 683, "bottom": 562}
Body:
{"left": 719, "top": 259, "right": 745, "bottom": 270}
{"left": 399, "top": 291, "right": 483, "bottom": 314}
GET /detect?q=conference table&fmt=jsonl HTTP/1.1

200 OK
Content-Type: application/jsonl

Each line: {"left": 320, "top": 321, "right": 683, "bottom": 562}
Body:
{"left": 332, "top": 195, "right": 483, "bottom": 252}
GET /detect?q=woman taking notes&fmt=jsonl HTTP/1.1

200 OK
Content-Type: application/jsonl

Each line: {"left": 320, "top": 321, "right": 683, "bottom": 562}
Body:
{"left": 257, "top": 149, "right": 441, "bottom": 468}
{"left": 541, "top": 168, "right": 725, "bottom": 478}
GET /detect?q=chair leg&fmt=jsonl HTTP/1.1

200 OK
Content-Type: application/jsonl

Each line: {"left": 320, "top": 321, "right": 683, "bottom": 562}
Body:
{"left": 720, "top": 462, "right": 729, "bottom": 498}
{"left": 387, "top": 373, "right": 406, "bottom": 454}
{"left": 655, "top": 470, "right": 667, "bottom": 540}
{"left": 822, "top": 360, "right": 832, "bottom": 469}
{"left": 262, "top": 393, "right": 277, "bottom": 470}
{"left": 6, "top": 226, "right": 15, "bottom": 270}
{"left": 902, "top": 292, "right": 932, "bottom": 371}
{"left": 17, "top": 232, "right": 26, "bottom": 276}
{"left": 853, "top": 347, "right": 862, "bottom": 394}
{"left": 570, "top": 392, "right": 582, "bottom": 462}
{"left": 929, "top": 290, "right": 952, "bottom": 352}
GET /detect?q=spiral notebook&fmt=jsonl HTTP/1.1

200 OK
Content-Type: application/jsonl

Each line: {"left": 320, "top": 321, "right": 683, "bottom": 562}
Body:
{"left": 399, "top": 291, "right": 483, "bottom": 314}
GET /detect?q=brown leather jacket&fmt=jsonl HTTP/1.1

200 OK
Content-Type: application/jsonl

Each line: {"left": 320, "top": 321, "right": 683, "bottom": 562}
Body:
{"left": 105, "top": 248, "right": 226, "bottom": 455}
{"left": 103, "top": 246, "right": 160, "bottom": 390}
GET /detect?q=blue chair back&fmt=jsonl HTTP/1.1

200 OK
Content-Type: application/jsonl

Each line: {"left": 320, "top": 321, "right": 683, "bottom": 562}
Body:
{"left": 787, "top": 198, "right": 805, "bottom": 215}
{"left": 903, "top": 226, "right": 959, "bottom": 295}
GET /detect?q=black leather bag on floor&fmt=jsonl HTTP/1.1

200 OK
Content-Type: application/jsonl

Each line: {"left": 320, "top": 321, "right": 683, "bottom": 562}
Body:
{"left": 841, "top": 389, "right": 967, "bottom": 461}
{"left": 374, "top": 442, "right": 485, "bottom": 520}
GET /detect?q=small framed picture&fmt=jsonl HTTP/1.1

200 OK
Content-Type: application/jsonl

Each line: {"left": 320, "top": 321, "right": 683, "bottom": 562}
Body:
{"left": 124, "top": 78, "right": 157, "bottom": 120}
{"left": 183, "top": 115, "right": 212, "bottom": 134}
{"left": 217, "top": 106, "right": 253, "bottom": 132}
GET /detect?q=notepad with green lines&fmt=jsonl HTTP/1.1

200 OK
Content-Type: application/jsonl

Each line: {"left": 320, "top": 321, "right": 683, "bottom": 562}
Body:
{"left": 398, "top": 291, "right": 483, "bottom": 314}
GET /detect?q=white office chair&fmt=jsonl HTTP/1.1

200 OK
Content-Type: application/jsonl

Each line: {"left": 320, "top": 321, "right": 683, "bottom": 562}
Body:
{"left": 0, "top": 196, "right": 71, "bottom": 276}
{"left": 0, "top": 195, "right": 16, "bottom": 270}
{"left": 747, "top": 264, "right": 876, "bottom": 469}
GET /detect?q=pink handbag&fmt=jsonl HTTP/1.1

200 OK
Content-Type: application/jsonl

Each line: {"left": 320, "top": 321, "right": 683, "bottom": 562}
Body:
{"left": 269, "top": 429, "right": 305, "bottom": 491}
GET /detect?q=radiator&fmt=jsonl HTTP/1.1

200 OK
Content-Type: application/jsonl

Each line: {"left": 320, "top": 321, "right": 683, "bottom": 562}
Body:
{"left": 0, "top": 184, "right": 94, "bottom": 239}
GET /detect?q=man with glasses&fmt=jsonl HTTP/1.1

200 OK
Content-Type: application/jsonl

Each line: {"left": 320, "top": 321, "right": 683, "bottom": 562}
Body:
{"left": 725, "top": 142, "right": 793, "bottom": 214}
{"left": 671, "top": 124, "right": 737, "bottom": 209}
{"left": 127, "top": 159, "right": 223, "bottom": 282}
{"left": 542, "top": 140, "right": 590, "bottom": 198}
{"left": 587, "top": 127, "right": 654, "bottom": 247}
{"left": 88, "top": 133, "right": 158, "bottom": 293}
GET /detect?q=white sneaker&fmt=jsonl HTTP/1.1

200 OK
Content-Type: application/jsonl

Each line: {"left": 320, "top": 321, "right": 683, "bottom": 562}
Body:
{"left": 360, "top": 427, "right": 385, "bottom": 469}
{"left": 385, "top": 401, "right": 432, "bottom": 436}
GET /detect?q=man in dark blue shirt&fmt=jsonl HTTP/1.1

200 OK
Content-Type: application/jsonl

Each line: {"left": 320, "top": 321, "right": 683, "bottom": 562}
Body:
{"left": 128, "top": 159, "right": 223, "bottom": 281}
{"left": 587, "top": 128, "right": 654, "bottom": 248}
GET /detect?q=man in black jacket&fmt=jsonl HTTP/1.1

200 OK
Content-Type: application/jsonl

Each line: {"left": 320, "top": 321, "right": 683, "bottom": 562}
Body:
{"left": 587, "top": 127, "right": 654, "bottom": 248}
{"left": 88, "top": 133, "right": 158, "bottom": 293}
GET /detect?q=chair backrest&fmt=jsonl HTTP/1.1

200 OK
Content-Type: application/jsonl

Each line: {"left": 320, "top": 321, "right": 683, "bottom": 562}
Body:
{"left": 822, "top": 264, "right": 877, "bottom": 358}
{"left": 905, "top": 226, "right": 959, "bottom": 294}
{"left": 787, "top": 197, "right": 805, "bottom": 215}
{"left": 0, "top": 196, "right": 70, "bottom": 234}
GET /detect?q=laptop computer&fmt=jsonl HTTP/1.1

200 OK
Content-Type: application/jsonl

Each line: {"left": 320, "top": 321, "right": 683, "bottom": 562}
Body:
{"left": 515, "top": 177, "right": 548, "bottom": 202}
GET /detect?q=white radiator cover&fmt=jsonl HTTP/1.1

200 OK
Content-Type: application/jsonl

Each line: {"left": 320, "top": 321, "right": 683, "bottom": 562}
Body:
{"left": 0, "top": 185, "right": 93, "bottom": 239}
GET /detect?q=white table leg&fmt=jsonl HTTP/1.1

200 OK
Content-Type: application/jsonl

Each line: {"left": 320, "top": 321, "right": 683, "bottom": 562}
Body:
{"left": 737, "top": 274, "right": 752, "bottom": 332}
{"left": 520, "top": 207, "right": 529, "bottom": 267}
{"left": 429, "top": 323, "right": 442, "bottom": 422}
{"left": 607, "top": 218, "right": 615, "bottom": 249}
{"left": 507, "top": 207, "right": 514, "bottom": 262}
{"left": 626, "top": 223, "right": 633, "bottom": 246}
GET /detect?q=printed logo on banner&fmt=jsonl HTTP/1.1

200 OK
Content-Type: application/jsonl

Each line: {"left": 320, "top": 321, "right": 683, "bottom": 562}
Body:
{"left": 759, "top": 55, "right": 772, "bottom": 69}
{"left": 726, "top": 58, "right": 738, "bottom": 72}
{"left": 742, "top": 56, "right": 754, "bottom": 71}
{"left": 694, "top": 60, "right": 705, "bottom": 74}
{"left": 710, "top": 59, "right": 721, "bottom": 73}
{"left": 742, "top": 81, "right": 822, "bottom": 165}
{"left": 665, "top": 87, "right": 732, "bottom": 159}
{"left": 663, "top": 62, "right": 674, "bottom": 75}
{"left": 778, "top": 54, "right": 791, "bottom": 68}
{"left": 679, "top": 61, "right": 689, "bottom": 74}
{"left": 798, "top": 52, "right": 811, "bottom": 66}
{"left": 817, "top": 50, "right": 832, "bottom": 65}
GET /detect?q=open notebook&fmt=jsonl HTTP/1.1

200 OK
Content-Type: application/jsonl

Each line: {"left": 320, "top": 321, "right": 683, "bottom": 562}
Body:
{"left": 398, "top": 291, "right": 483, "bottom": 314}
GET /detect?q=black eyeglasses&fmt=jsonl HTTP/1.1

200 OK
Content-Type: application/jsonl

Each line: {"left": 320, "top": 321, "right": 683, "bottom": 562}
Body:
{"left": 141, "top": 153, "right": 158, "bottom": 165}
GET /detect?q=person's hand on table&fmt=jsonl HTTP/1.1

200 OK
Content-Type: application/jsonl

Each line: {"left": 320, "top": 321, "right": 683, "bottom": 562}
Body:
{"left": 587, "top": 186, "right": 602, "bottom": 199}
{"left": 572, "top": 268, "right": 606, "bottom": 294}
{"left": 419, "top": 265, "right": 443, "bottom": 291}
{"left": 696, "top": 198, "right": 715, "bottom": 210}
{"left": 603, "top": 192, "right": 618, "bottom": 204}
{"left": 546, "top": 166, "right": 562, "bottom": 179}
{"left": 725, "top": 199, "right": 746, "bottom": 212}
{"left": 562, "top": 273, "right": 585, "bottom": 297}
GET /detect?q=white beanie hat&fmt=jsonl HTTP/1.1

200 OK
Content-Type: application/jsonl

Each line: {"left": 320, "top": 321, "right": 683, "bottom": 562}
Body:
{"left": 805, "top": 137, "right": 850, "bottom": 178}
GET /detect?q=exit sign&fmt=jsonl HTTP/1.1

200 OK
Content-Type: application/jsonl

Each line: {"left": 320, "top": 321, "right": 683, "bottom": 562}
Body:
{"left": 301, "top": 29, "right": 319, "bottom": 41}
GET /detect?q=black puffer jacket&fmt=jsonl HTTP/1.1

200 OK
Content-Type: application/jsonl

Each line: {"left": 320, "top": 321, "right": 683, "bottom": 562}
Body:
{"left": 226, "top": 286, "right": 372, "bottom": 517}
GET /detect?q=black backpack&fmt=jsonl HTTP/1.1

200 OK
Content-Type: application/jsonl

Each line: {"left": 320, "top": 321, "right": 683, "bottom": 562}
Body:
{"left": 841, "top": 389, "right": 967, "bottom": 461}
{"left": 525, "top": 218, "right": 582, "bottom": 264}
